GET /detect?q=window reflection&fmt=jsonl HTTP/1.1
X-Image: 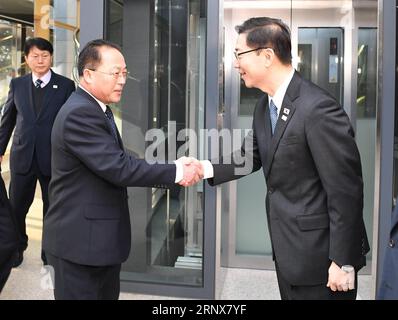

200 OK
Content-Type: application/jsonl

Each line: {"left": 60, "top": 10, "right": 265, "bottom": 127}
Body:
{"left": 0, "top": 20, "right": 33, "bottom": 109}
{"left": 357, "top": 28, "right": 377, "bottom": 119}
{"left": 108, "top": 0, "right": 206, "bottom": 287}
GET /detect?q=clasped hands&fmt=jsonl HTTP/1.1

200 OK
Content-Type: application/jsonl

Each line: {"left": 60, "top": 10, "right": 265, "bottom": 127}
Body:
{"left": 175, "top": 156, "right": 204, "bottom": 187}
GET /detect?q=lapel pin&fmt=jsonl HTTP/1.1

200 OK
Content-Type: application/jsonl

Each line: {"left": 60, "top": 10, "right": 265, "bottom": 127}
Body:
{"left": 283, "top": 108, "right": 290, "bottom": 115}
{"left": 281, "top": 115, "right": 288, "bottom": 121}
{"left": 53, "top": 84, "right": 58, "bottom": 89}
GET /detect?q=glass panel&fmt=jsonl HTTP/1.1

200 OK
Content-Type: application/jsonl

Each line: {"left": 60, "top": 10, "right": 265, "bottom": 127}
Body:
{"left": 356, "top": 27, "right": 377, "bottom": 261}
{"left": 298, "top": 27, "right": 344, "bottom": 105}
{"left": 357, "top": 29, "right": 377, "bottom": 118}
{"left": 107, "top": 0, "right": 206, "bottom": 287}
{"left": 238, "top": 85, "right": 262, "bottom": 116}
{"left": 52, "top": 28, "right": 75, "bottom": 79}
{"left": 395, "top": 17, "right": 398, "bottom": 204}
{"left": 53, "top": 0, "right": 77, "bottom": 26}
{"left": 107, "top": 0, "right": 123, "bottom": 48}
{"left": 0, "top": 20, "right": 33, "bottom": 108}
{"left": 223, "top": 0, "right": 378, "bottom": 269}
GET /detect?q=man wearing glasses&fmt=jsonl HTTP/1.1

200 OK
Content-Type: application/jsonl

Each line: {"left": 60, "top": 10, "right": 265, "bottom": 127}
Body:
{"left": 196, "top": 17, "right": 369, "bottom": 300}
{"left": 0, "top": 37, "right": 75, "bottom": 268}
{"left": 43, "top": 39, "right": 202, "bottom": 300}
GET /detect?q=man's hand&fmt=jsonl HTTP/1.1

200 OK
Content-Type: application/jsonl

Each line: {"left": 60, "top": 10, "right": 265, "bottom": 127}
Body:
{"left": 326, "top": 261, "right": 354, "bottom": 292}
{"left": 176, "top": 156, "right": 203, "bottom": 187}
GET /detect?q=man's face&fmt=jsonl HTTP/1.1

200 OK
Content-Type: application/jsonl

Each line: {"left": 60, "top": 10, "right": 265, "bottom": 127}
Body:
{"left": 234, "top": 33, "right": 268, "bottom": 90}
{"left": 25, "top": 46, "right": 52, "bottom": 77}
{"left": 88, "top": 47, "right": 127, "bottom": 104}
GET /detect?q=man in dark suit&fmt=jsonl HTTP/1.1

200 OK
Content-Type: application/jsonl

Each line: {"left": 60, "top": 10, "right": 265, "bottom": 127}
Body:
{"left": 43, "top": 39, "right": 202, "bottom": 300}
{"left": 377, "top": 202, "right": 398, "bottom": 299}
{"left": 0, "top": 167, "right": 19, "bottom": 293}
{"left": 0, "top": 37, "right": 75, "bottom": 267}
{"left": 195, "top": 17, "right": 369, "bottom": 299}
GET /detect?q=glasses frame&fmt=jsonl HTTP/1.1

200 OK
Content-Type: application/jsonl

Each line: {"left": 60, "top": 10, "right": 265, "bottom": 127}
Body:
{"left": 87, "top": 68, "right": 130, "bottom": 80}
{"left": 234, "top": 47, "right": 271, "bottom": 60}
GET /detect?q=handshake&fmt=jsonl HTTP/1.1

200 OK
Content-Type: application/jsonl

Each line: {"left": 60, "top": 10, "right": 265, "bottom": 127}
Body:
{"left": 175, "top": 156, "right": 205, "bottom": 187}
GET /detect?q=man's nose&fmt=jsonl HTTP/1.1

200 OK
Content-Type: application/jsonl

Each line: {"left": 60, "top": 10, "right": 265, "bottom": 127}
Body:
{"left": 118, "top": 76, "right": 126, "bottom": 85}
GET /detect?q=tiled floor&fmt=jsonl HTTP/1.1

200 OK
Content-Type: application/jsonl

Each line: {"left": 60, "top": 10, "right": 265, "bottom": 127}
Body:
{"left": 0, "top": 179, "right": 374, "bottom": 300}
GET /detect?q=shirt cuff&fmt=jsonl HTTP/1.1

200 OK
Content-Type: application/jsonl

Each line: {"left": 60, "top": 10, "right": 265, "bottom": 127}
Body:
{"left": 174, "top": 161, "right": 183, "bottom": 183}
{"left": 200, "top": 160, "right": 214, "bottom": 179}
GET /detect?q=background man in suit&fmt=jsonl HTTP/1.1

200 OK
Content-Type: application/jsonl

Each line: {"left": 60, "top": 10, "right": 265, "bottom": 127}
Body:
{"left": 196, "top": 17, "right": 369, "bottom": 300}
{"left": 0, "top": 37, "right": 75, "bottom": 267}
{"left": 377, "top": 201, "right": 398, "bottom": 299}
{"left": 43, "top": 39, "right": 202, "bottom": 300}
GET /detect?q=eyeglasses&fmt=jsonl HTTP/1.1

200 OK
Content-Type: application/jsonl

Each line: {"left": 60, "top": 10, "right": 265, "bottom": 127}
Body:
{"left": 87, "top": 68, "right": 130, "bottom": 80}
{"left": 234, "top": 47, "right": 271, "bottom": 60}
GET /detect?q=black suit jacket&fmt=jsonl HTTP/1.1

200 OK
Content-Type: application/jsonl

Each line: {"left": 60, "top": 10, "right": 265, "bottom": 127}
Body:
{"left": 377, "top": 203, "right": 398, "bottom": 299}
{"left": 42, "top": 88, "right": 176, "bottom": 266}
{"left": 209, "top": 72, "right": 369, "bottom": 286}
{"left": 0, "top": 170, "right": 18, "bottom": 292}
{"left": 0, "top": 70, "right": 75, "bottom": 176}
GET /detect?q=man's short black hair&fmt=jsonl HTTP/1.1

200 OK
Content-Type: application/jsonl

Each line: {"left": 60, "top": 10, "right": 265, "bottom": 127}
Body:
{"left": 24, "top": 37, "right": 53, "bottom": 56}
{"left": 235, "top": 17, "right": 292, "bottom": 65}
{"left": 78, "top": 39, "right": 122, "bottom": 77}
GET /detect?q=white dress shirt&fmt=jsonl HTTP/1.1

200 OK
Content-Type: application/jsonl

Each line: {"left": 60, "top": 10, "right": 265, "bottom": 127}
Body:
{"left": 32, "top": 70, "right": 52, "bottom": 88}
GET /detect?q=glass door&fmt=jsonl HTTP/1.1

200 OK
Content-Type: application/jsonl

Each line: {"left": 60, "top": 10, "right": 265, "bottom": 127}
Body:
{"left": 105, "top": 0, "right": 220, "bottom": 298}
{"left": 222, "top": 0, "right": 378, "bottom": 273}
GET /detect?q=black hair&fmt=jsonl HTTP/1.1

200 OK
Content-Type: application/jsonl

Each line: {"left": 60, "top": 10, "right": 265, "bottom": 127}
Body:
{"left": 24, "top": 37, "right": 53, "bottom": 56}
{"left": 235, "top": 17, "right": 292, "bottom": 65}
{"left": 78, "top": 39, "right": 122, "bottom": 77}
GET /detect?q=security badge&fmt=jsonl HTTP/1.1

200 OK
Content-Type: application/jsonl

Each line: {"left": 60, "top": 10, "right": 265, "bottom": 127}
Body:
{"left": 281, "top": 108, "right": 290, "bottom": 121}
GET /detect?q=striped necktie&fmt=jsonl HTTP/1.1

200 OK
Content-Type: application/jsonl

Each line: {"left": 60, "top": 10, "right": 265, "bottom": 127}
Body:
{"left": 269, "top": 99, "right": 278, "bottom": 135}
{"left": 35, "top": 79, "right": 43, "bottom": 89}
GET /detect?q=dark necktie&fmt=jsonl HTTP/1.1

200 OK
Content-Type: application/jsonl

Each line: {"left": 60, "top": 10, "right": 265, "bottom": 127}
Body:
{"left": 269, "top": 99, "right": 278, "bottom": 135}
{"left": 105, "top": 105, "right": 119, "bottom": 143}
{"left": 35, "top": 79, "right": 43, "bottom": 89}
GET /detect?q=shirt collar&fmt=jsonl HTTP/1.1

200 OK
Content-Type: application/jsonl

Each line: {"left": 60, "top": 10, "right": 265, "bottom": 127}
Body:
{"left": 32, "top": 70, "right": 52, "bottom": 88}
{"left": 268, "top": 68, "right": 295, "bottom": 115}
{"left": 79, "top": 85, "right": 107, "bottom": 113}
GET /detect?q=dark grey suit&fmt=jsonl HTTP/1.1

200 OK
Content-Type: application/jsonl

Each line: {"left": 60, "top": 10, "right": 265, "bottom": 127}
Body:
{"left": 0, "top": 70, "right": 75, "bottom": 257}
{"left": 377, "top": 203, "right": 398, "bottom": 299}
{"left": 43, "top": 88, "right": 176, "bottom": 299}
{"left": 209, "top": 72, "right": 369, "bottom": 299}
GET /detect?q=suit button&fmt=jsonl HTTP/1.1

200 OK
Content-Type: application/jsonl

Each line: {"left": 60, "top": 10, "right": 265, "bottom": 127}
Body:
{"left": 389, "top": 239, "right": 395, "bottom": 248}
{"left": 268, "top": 188, "right": 274, "bottom": 194}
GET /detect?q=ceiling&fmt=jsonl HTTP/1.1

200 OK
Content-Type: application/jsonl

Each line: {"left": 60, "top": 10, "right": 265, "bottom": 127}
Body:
{"left": 224, "top": 0, "right": 378, "bottom": 10}
{"left": 0, "top": 0, "right": 34, "bottom": 24}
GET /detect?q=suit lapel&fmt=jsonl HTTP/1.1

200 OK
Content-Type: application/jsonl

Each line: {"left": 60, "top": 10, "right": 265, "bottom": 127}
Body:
{"left": 38, "top": 70, "right": 57, "bottom": 118}
{"left": 26, "top": 74, "right": 36, "bottom": 119}
{"left": 264, "top": 72, "right": 301, "bottom": 178}
{"left": 76, "top": 88, "right": 124, "bottom": 150}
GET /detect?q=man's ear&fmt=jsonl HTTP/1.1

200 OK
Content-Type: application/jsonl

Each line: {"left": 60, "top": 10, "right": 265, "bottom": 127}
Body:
{"left": 83, "top": 69, "right": 94, "bottom": 84}
{"left": 264, "top": 48, "right": 275, "bottom": 68}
